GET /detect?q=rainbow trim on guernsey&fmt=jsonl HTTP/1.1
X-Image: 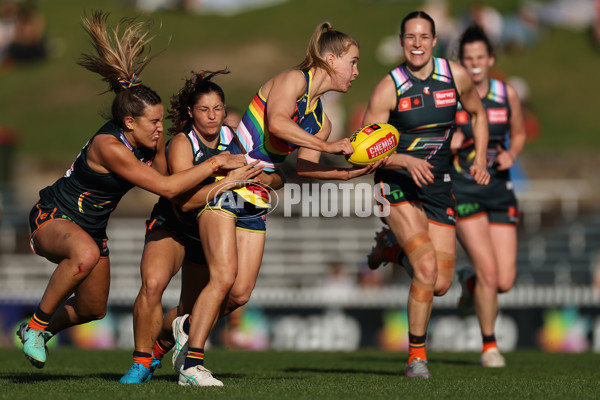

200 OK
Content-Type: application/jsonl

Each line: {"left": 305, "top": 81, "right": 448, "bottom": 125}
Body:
{"left": 432, "top": 57, "right": 452, "bottom": 83}
{"left": 487, "top": 79, "right": 507, "bottom": 104}
{"left": 237, "top": 70, "right": 323, "bottom": 171}
{"left": 391, "top": 67, "right": 413, "bottom": 96}
{"left": 391, "top": 57, "right": 452, "bottom": 97}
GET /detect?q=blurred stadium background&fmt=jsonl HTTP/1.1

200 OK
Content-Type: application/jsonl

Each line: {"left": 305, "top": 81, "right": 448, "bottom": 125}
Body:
{"left": 1, "top": 0, "right": 600, "bottom": 354}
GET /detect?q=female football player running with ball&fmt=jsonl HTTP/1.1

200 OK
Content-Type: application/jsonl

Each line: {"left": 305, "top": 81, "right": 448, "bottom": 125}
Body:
{"left": 169, "top": 21, "right": 387, "bottom": 387}
{"left": 363, "top": 11, "right": 489, "bottom": 378}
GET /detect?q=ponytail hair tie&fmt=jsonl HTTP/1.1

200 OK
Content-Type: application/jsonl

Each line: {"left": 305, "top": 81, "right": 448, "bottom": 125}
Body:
{"left": 118, "top": 73, "right": 143, "bottom": 89}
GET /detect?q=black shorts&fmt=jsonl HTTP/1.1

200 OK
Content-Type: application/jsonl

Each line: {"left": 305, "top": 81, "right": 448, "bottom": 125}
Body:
{"left": 374, "top": 169, "right": 456, "bottom": 227}
{"left": 29, "top": 200, "right": 109, "bottom": 257}
{"left": 452, "top": 171, "right": 519, "bottom": 225}
{"left": 145, "top": 199, "right": 207, "bottom": 266}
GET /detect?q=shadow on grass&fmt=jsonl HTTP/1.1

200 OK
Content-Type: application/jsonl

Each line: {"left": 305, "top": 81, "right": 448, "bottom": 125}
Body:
{"left": 345, "top": 353, "right": 480, "bottom": 367}
{"left": 428, "top": 357, "right": 478, "bottom": 367}
{"left": 282, "top": 367, "right": 402, "bottom": 377}
{"left": 1, "top": 372, "right": 123, "bottom": 383}
{"left": 342, "top": 355, "right": 404, "bottom": 364}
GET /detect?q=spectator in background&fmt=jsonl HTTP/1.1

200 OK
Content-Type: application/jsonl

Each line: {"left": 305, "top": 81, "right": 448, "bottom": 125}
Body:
{"left": 501, "top": 3, "right": 541, "bottom": 54}
{"left": 321, "top": 260, "right": 357, "bottom": 298}
{"left": 594, "top": 0, "right": 600, "bottom": 50}
{"left": 2, "top": 0, "right": 47, "bottom": 67}
{"left": 423, "top": 0, "right": 460, "bottom": 58}
{"left": 0, "top": 0, "right": 18, "bottom": 67}
{"left": 506, "top": 76, "right": 541, "bottom": 143}
{"left": 357, "top": 263, "right": 385, "bottom": 288}
{"left": 463, "top": 2, "right": 504, "bottom": 47}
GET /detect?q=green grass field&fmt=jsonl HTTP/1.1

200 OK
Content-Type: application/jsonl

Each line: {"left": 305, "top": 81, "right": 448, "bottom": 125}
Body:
{"left": 1, "top": 348, "right": 599, "bottom": 399}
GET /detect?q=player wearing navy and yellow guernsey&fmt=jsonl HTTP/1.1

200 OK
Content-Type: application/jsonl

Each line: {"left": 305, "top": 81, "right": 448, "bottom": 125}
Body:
{"left": 120, "top": 70, "right": 263, "bottom": 386}
{"left": 205, "top": 67, "right": 334, "bottom": 223}
{"left": 363, "top": 11, "right": 489, "bottom": 378}
{"left": 451, "top": 24, "right": 526, "bottom": 368}
{"left": 168, "top": 21, "right": 388, "bottom": 387}
{"left": 17, "top": 12, "right": 250, "bottom": 372}
{"left": 235, "top": 69, "right": 327, "bottom": 171}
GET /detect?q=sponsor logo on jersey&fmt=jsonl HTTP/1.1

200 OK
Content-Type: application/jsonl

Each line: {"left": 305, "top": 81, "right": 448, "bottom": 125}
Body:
{"left": 433, "top": 89, "right": 456, "bottom": 107}
{"left": 487, "top": 107, "right": 508, "bottom": 124}
{"left": 455, "top": 110, "right": 469, "bottom": 125}
{"left": 447, "top": 207, "right": 456, "bottom": 223}
{"left": 367, "top": 132, "right": 398, "bottom": 159}
{"left": 398, "top": 95, "right": 424, "bottom": 112}
{"left": 456, "top": 202, "right": 480, "bottom": 217}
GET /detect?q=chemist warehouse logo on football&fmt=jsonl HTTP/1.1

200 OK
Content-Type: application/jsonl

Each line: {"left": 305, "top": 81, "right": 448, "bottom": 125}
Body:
{"left": 433, "top": 89, "right": 456, "bottom": 107}
{"left": 398, "top": 95, "right": 424, "bottom": 112}
{"left": 366, "top": 133, "right": 398, "bottom": 160}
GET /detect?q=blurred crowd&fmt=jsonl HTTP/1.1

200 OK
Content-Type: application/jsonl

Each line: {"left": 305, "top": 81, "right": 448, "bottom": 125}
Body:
{"left": 425, "top": 0, "right": 600, "bottom": 59}
{"left": 133, "top": 0, "right": 289, "bottom": 15}
{"left": 0, "top": 0, "right": 48, "bottom": 71}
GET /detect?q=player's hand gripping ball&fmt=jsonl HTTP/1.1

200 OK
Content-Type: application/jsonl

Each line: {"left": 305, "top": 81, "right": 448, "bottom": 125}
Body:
{"left": 346, "top": 123, "right": 400, "bottom": 166}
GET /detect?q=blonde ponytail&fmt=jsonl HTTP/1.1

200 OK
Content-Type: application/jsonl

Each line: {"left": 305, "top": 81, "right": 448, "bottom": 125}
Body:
{"left": 77, "top": 10, "right": 160, "bottom": 93}
{"left": 296, "top": 21, "right": 358, "bottom": 75}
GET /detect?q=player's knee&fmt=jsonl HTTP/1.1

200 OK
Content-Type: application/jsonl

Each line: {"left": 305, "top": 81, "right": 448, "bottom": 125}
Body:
{"left": 92, "top": 309, "right": 107, "bottom": 321}
{"left": 79, "top": 306, "right": 107, "bottom": 323}
{"left": 434, "top": 251, "right": 455, "bottom": 296}
{"left": 497, "top": 269, "right": 516, "bottom": 293}
{"left": 142, "top": 276, "right": 169, "bottom": 300}
{"left": 73, "top": 246, "right": 101, "bottom": 275}
{"left": 404, "top": 232, "right": 436, "bottom": 283}
{"left": 228, "top": 293, "right": 250, "bottom": 311}
{"left": 412, "top": 254, "right": 437, "bottom": 285}
{"left": 210, "top": 269, "right": 237, "bottom": 295}
{"left": 497, "top": 280, "right": 514, "bottom": 293}
{"left": 434, "top": 278, "right": 452, "bottom": 296}
{"left": 479, "top": 272, "right": 499, "bottom": 291}
{"left": 434, "top": 285, "right": 450, "bottom": 296}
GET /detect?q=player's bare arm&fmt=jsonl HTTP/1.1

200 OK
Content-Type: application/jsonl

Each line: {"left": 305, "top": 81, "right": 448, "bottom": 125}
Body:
{"left": 452, "top": 61, "right": 490, "bottom": 185}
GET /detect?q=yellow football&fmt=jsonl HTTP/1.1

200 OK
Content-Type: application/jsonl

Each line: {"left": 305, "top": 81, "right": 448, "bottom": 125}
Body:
{"left": 346, "top": 123, "right": 400, "bottom": 166}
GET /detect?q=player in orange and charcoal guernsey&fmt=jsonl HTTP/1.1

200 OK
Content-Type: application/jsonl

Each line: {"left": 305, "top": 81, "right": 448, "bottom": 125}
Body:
{"left": 451, "top": 24, "right": 526, "bottom": 368}
{"left": 17, "top": 11, "right": 249, "bottom": 370}
{"left": 363, "top": 11, "right": 489, "bottom": 378}
{"left": 169, "top": 21, "right": 387, "bottom": 387}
